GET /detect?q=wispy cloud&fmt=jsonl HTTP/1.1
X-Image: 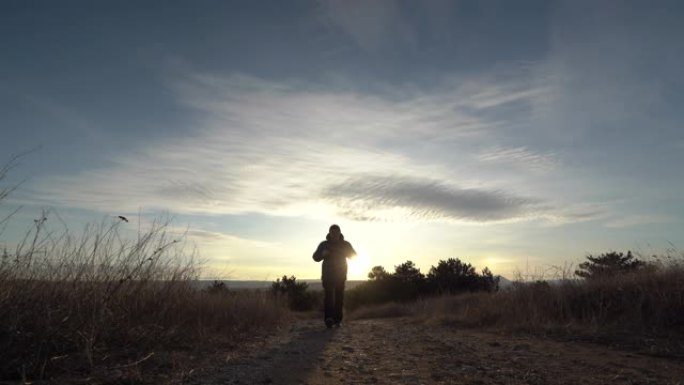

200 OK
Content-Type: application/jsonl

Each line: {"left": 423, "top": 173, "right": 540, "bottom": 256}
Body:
{"left": 322, "top": 175, "right": 545, "bottom": 222}
{"left": 604, "top": 214, "right": 676, "bottom": 229}
{"left": 178, "top": 228, "right": 291, "bottom": 279}
{"left": 29, "top": 72, "right": 573, "bottom": 224}
{"left": 476, "top": 146, "right": 559, "bottom": 172}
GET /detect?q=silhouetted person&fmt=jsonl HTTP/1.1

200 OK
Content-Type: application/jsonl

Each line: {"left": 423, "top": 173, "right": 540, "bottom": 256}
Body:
{"left": 312, "top": 224, "right": 356, "bottom": 328}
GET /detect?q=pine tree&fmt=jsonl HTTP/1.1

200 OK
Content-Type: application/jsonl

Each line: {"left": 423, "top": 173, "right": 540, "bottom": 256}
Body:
{"left": 574, "top": 251, "right": 644, "bottom": 279}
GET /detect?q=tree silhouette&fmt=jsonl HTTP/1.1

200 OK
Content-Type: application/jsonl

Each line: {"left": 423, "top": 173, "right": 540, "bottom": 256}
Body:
{"left": 272, "top": 275, "right": 317, "bottom": 311}
{"left": 393, "top": 260, "right": 424, "bottom": 283}
{"left": 480, "top": 267, "right": 500, "bottom": 292}
{"left": 368, "top": 265, "right": 389, "bottom": 280}
{"left": 427, "top": 258, "right": 490, "bottom": 294}
{"left": 346, "top": 258, "right": 501, "bottom": 310}
{"left": 574, "top": 251, "right": 644, "bottom": 279}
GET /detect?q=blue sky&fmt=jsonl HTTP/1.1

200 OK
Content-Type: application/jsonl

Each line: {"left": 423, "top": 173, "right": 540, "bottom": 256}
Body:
{"left": 1, "top": 1, "right": 683, "bottom": 279}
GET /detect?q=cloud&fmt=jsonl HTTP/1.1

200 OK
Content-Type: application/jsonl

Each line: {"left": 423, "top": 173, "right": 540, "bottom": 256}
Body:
{"left": 466, "top": 85, "right": 547, "bottom": 111}
{"left": 604, "top": 214, "right": 676, "bottom": 229}
{"left": 322, "top": 175, "right": 545, "bottom": 222}
{"left": 537, "top": 202, "right": 608, "bottom": 227}
{"left": 177, "top": 228, "right": 291, "bottom": 279}
{"left": 184, "top": 229, "right": 278, "bottom": 249}
{"left": 476, "top": 146, "right": 559, "bottom": 172}
{"left": 28, "top": 72, "right": 569, "bottom": 224}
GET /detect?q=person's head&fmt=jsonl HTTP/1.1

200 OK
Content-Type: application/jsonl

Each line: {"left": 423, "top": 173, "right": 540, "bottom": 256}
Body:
{"left": 328, "top": 224, "right": 341, "bottom": 241}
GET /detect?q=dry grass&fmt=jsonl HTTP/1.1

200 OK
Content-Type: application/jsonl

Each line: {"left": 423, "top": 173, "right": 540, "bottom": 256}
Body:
{"left": 427, "top": 263, "right": 683, "bottom": 332}
{"left": 349, "top": 261, "right": 684, "bottom": 354}
{"left": 0, "top": 215, "right": 288, "bottom": 383}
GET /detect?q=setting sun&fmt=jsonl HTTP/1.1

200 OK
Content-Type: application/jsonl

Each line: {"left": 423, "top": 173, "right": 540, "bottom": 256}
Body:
{"left": 348, "top": 248, "right": 371, "bottom": 280}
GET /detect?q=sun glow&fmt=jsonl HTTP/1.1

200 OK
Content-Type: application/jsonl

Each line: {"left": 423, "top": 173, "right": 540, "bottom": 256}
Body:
{"left": 348, "top": 248, "right": 371, "bottom": 280}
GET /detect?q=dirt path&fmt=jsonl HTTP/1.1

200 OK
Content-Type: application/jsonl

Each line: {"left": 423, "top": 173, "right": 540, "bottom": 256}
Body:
{"left": 190, "top": 318, "right": 684, "bottom": 385}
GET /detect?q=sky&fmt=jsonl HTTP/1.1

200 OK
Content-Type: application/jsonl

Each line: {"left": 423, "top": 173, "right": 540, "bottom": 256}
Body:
{"left": 1, "top": 0, "right": 683, "bottom": 280}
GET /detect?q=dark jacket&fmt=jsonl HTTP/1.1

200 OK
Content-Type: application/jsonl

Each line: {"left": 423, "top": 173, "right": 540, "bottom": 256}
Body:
{"left": 312, "top": 234, "right": 356, "bottom": 285}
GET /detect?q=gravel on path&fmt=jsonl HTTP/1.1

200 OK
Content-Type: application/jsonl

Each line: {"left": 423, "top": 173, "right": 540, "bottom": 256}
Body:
{"left": 188, "top": 318, "right": 684, "bottom": 385}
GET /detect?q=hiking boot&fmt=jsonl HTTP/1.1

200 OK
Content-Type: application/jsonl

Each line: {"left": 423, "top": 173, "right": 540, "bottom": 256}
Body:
{"left": 325, "top": 317, "right": 335, "bottom": 329}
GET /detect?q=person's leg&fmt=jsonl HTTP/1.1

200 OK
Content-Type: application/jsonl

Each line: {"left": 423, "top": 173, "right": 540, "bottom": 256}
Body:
{"left": 334, "top": 281, "right": 345, "bottom": 324}
{"left": 323, "top": 282, "right": 335, "bottom": 327}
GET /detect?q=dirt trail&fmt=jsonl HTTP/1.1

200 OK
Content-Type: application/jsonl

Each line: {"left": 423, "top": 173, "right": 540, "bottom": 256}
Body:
{"left": 191, "top": 318, "right": 684, "bottom": 385}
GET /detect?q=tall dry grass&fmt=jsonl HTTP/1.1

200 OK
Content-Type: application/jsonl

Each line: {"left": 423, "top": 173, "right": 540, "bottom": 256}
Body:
{"left": 352, "top": 260, "right": 684, "bottom": 350}
{"left": 0, "top": 214, "right": 288, "bottom": 382}
{"left": 425, "top": 262, "right": 684, "bottom": 333}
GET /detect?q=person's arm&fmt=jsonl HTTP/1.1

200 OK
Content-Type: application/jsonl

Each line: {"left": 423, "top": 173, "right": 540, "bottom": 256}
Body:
{"left": 312, "top": 241, "right": 328, "bottom": 262}
{"left": 346, "top": 241, "right": 357, "bottom": 259}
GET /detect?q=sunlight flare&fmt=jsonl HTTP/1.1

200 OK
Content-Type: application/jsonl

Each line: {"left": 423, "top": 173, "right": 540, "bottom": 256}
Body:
{"left": 348, "top": 247, "right": 371, "bottom": 280}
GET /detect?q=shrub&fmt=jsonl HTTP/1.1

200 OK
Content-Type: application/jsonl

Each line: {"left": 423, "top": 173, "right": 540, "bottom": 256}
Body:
{"left": 346, "top": 258, "right": 498, "bottom": 311}
{"left": 272, "top": 275, "right": 319, "bottom": 311}
{"left": 205, "top": 280, "right": 230, "bottom": 295}
{"left": 427, "top": 258, "right": 499, "bottom": 294}
{"left": 367, "top": 265, "right": 389, "bottom": 280}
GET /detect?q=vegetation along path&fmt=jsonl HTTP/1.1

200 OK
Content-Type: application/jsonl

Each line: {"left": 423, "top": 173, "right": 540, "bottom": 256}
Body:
{"left": 190, "top": 318, "right": 684, "bottom": 385}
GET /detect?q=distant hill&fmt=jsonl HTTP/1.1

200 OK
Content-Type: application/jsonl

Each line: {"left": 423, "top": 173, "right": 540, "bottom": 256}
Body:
{"left": 498, "top": 275, "right": 513, "bottom": 288}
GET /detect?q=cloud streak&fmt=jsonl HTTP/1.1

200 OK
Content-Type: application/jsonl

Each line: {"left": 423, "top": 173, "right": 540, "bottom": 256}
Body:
{"left": 476, "top": 146, "right": 559, "bottom": 172}
{"left": 323, "top": 175, "right": 545, "bottom": 222}
{"left": 603, "top": 214, "right": 676, "bottom": 229}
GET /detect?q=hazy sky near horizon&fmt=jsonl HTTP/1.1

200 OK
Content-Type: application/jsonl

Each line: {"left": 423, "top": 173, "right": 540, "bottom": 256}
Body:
{"left": 1, "top": 1, "right": 683, "bottom": 280}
